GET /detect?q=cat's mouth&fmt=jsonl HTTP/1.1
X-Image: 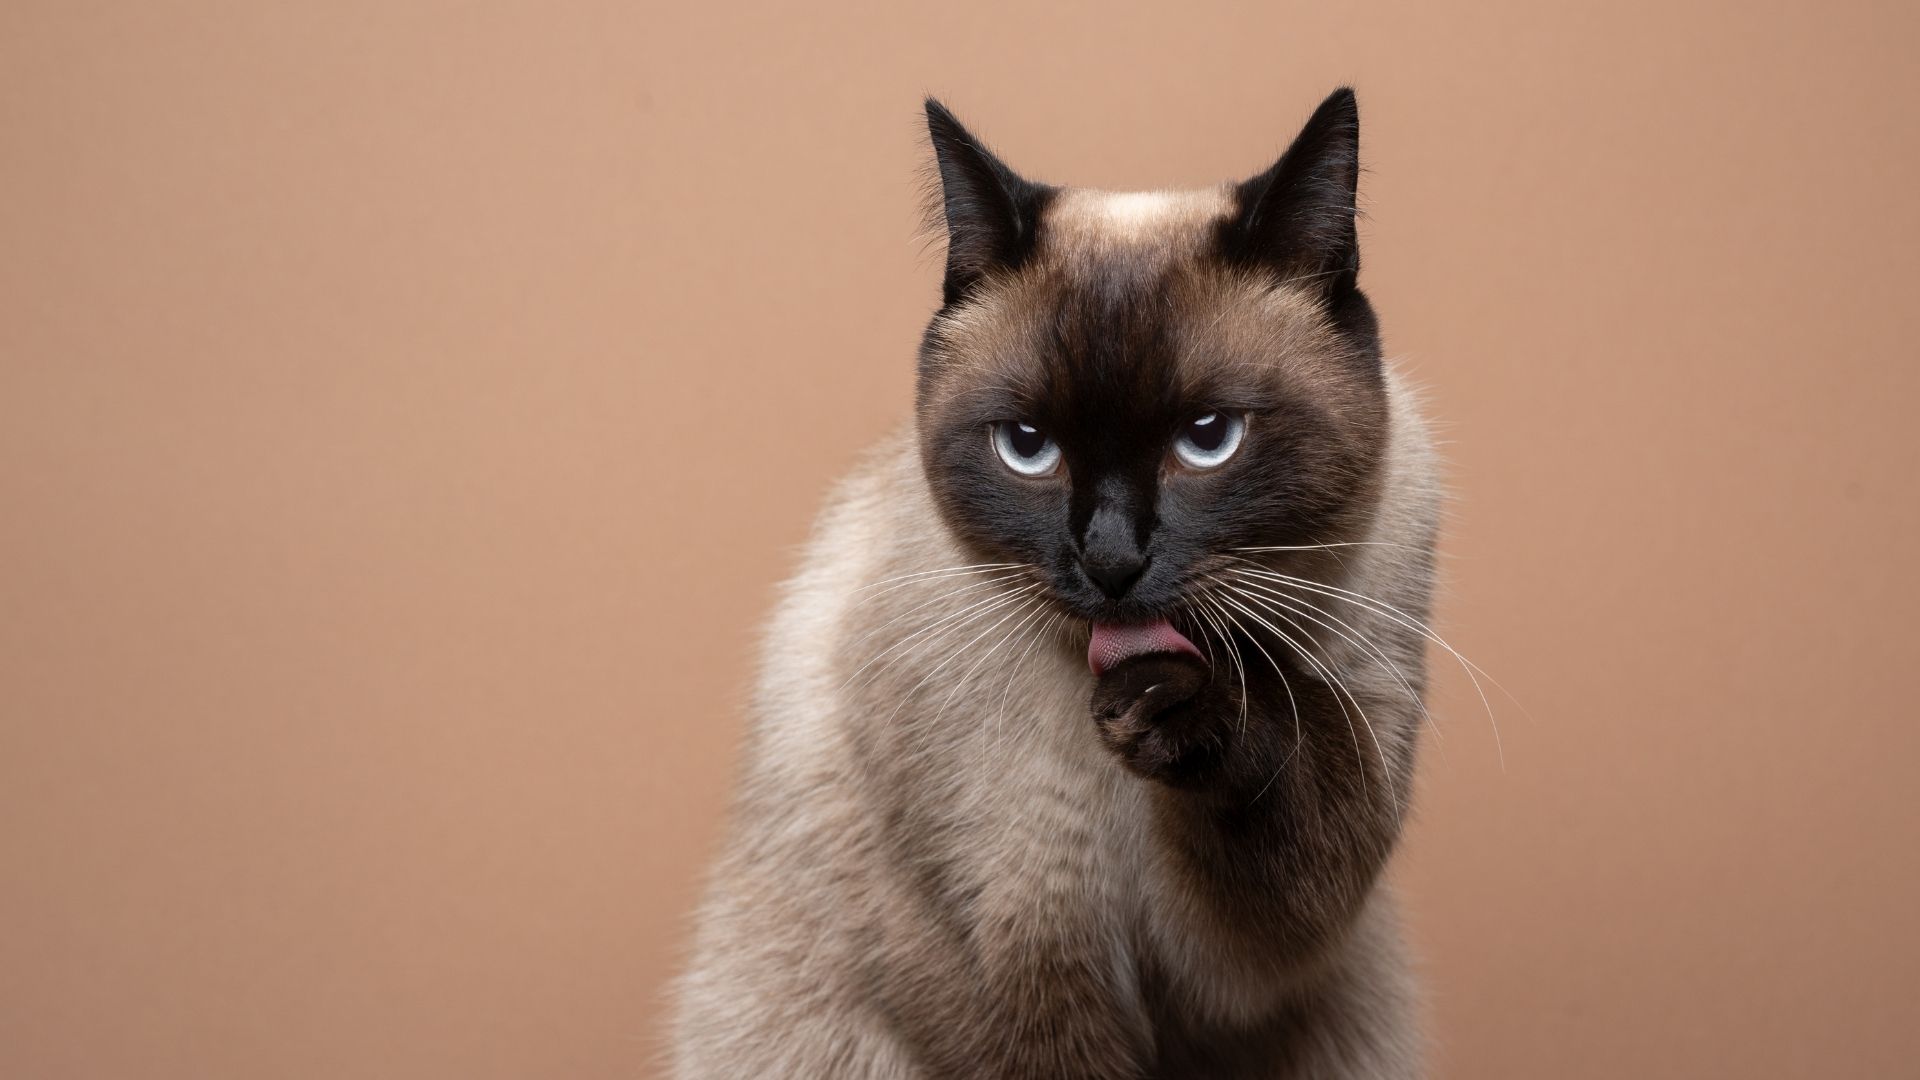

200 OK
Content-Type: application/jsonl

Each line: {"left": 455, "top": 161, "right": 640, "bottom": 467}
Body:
{"left": 1086, "top": 618, "right": 1207, "bottom": 677}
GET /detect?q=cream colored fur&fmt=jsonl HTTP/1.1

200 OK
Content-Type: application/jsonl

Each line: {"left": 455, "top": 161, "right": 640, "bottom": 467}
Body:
{"left": 672, "top": 369, "right": 1440, "bottom": 1078}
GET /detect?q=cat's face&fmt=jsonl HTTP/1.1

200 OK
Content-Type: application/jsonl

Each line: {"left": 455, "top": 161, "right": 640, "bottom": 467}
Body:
{"left": 916, "top": 92, "right": 1389, "bottom": 628}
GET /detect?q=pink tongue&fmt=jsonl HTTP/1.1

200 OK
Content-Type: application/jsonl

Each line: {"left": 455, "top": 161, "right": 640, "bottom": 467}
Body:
{"left": 1087, "top": 618, "right": 1206, "bottom": 677}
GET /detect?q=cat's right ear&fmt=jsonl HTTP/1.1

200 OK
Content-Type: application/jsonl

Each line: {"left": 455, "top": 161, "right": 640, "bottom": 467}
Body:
{"left": 924, "top": 99, "right": 1051, "bottom": 306}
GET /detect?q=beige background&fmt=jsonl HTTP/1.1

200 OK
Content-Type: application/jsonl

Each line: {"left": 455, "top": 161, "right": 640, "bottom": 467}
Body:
{"left": 4, "top": 2, "right": 1918, "bottom": 1077}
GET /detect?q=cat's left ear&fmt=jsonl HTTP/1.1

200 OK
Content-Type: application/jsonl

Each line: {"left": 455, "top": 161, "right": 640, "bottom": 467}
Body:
{"left": 1222, "top": 87, "right": 1363, "bottom": 304}
{"left": 924, "top": 98, "right": 1052, "bottom": 306}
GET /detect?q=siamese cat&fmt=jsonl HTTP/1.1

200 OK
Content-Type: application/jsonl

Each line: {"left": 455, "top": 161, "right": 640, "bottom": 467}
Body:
{"left": 673, "top": 88, "right": 1443, "bottom": 1078}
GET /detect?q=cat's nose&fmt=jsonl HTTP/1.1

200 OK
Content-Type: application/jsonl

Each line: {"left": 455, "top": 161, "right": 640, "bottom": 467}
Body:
{"left": 1083, "top": 550, "right": 1148, "bottom": 599}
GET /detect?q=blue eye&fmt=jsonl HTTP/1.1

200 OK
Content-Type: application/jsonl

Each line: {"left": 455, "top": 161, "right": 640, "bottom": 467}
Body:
{"left": 991, "top": 421, "right": 1061, "bottom": 476}
{"left": 1172, "top": 412, "right": 1246, "bottom": 469}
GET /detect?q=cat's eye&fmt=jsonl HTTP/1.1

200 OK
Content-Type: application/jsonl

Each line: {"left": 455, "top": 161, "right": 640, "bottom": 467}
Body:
{"left": 991, "top": 421, "right": 1061, "bottom": 477}
{"left": 1172, "top": 411, "right": 1246, "bottom": 470}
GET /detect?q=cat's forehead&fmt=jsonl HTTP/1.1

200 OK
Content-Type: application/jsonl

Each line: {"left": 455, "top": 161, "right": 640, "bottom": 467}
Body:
{"left": 933, "top": 186, "right": 1239, "bottom": 348}
{"left": 930, "top": 186, "right": 1337, "bottom": 399}
{"left": 1038, "top": 188, "right": 1233, "bottom": 267}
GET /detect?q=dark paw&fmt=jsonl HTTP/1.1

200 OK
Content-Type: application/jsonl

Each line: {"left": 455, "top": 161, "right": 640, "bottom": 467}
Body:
{"left": 1089, "top": 654, "right": 1230, "bottom": 787}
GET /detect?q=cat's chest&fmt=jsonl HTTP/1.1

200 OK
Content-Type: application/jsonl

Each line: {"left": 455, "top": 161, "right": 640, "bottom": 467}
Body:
{"left": 942, "top": 650, "right": 1160, "bottom": 946}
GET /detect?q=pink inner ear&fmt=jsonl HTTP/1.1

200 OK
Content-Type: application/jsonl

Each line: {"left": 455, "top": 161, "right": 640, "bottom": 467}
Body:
{"left": 1088, "top": 619, "right": 1206, "bottom": 677}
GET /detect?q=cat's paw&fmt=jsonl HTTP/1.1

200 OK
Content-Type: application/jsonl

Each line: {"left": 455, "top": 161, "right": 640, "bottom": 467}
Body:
{"left": 1089, "top": 654, "right": 1233, "bottom": 788}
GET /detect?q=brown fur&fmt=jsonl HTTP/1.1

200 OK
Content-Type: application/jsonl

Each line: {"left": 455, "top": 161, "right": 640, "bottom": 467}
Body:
{"left": 674, "top": 103, "right": 1441, "bottom": 1078}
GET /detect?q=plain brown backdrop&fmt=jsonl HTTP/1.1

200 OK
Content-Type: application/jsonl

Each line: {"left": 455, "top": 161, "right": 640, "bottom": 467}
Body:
{"left": 4, "top": 2, "right": 1918, "bottom": 1077}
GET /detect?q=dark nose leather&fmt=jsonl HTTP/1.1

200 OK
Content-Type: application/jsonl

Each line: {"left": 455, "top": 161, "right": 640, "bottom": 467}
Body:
{"left": 1078, "top": 475, "right": 1151, "bottom": 598}
{"left": 1083, "top": 549, "right": 1147, "bottom": 598}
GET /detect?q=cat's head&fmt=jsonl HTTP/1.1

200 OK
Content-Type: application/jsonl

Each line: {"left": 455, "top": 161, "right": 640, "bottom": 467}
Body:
{"left": 916, "top": 89, "right": 1390, "bottom": 641}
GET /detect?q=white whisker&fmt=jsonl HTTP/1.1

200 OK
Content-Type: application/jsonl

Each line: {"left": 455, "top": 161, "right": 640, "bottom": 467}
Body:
{"left": 1231, "top": 542, "right": 1412, "bottom": 554}
{"left": 842, "top": 583, "right": 1035, "bottom": 692}
{"left": 1223, "top": 567, "right": 1445, "bottom": 754}
{"left": 881, "top": 585, "right": 1049, "bottom": 728}
{"left": 1212, "top": 582, "right": 1399, "bottom": 813}
{"left": 1225, "top": 563, "right": 1509, "bottom": 771}
{"left": 940, "top": 595, "right": 1051, "bottom": 729}
{"left": 1192, "top": 594, "right": 1252, "bottom": 740}
{"left": 993, "top": 609, "right": 1066, "bottom": 758}
{"left": 843, "top": 570, "right": 1032, "bottom": 656}
{"left": 853, "top": 561, "right": 1027, "bottom": 596}
{"left": 1195, "top": 590, "right": 1304, "bottom": 797}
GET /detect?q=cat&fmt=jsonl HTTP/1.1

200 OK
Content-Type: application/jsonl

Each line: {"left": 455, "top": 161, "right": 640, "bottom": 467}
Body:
{"left": 672, "top": 88, "right": 1442, "bottom": 1079}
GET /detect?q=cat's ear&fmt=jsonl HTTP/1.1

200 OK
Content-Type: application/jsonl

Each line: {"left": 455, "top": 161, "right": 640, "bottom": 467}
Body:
{"left": 924, "top": 98, "right": 1051, "bottom": 306}
{"left": 1222, "top": 87, "right": 1362, "bottom": 303}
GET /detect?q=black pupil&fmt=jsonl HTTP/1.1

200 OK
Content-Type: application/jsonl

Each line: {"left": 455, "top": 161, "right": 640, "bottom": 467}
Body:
{"left": 1008, "top": 423, "right": 1048, "bottom": 459}
{"left": 1186, "top": 413, "right": 1226, "bottom": 452}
